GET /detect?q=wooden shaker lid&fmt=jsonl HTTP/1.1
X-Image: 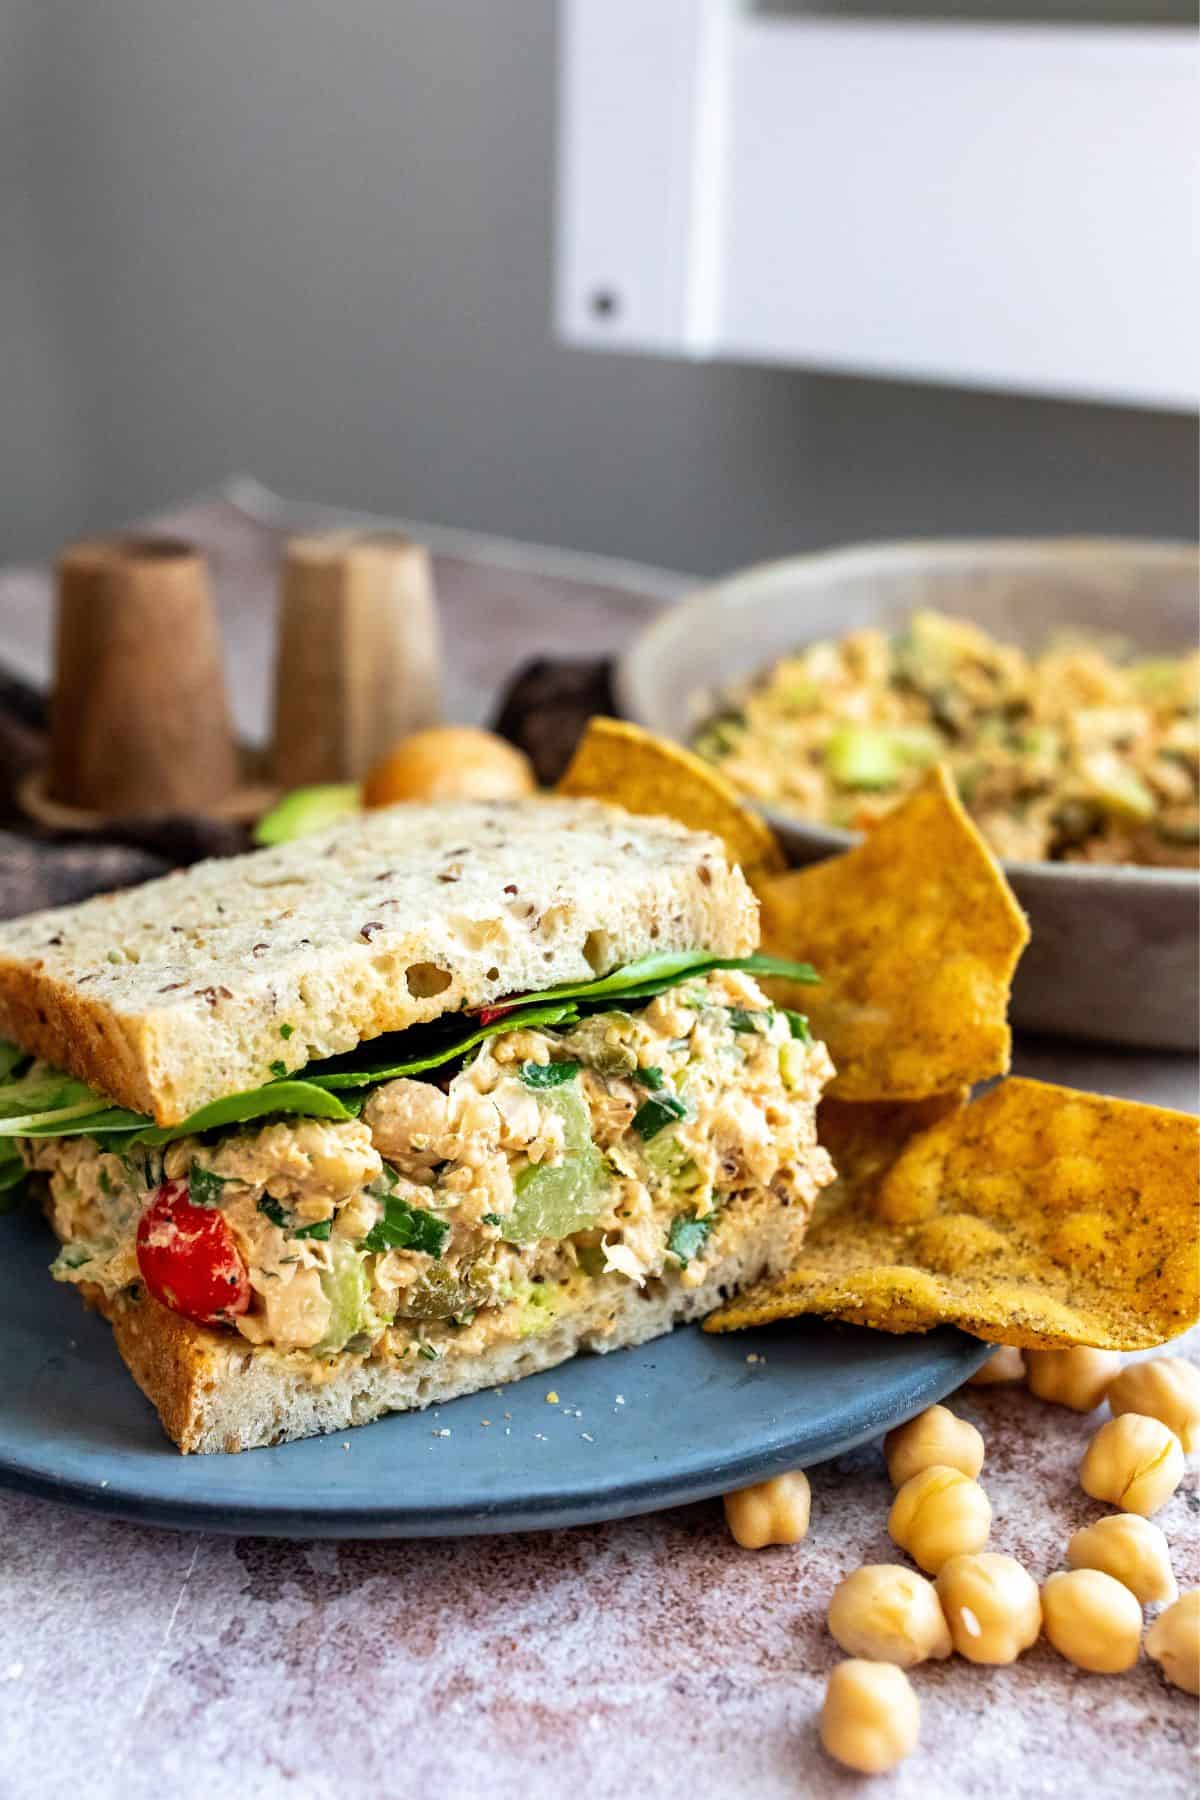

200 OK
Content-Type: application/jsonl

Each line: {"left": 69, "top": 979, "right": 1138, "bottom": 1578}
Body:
{"left": 45, "top": 537, "right": 238, "bottom": 817}
{"left": 271, "top": 531, "right": 443, "bottom": 787}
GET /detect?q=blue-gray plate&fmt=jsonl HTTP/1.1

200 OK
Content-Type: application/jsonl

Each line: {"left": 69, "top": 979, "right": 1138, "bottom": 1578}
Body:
{"left": 0, "top": 1206, "right": 988, "bottom": 1536}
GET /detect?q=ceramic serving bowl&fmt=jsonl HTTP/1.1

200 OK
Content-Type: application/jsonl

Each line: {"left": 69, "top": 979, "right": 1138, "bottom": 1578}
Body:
{"left": 617, "top": 538, "right": 1199, "bottom": 1050}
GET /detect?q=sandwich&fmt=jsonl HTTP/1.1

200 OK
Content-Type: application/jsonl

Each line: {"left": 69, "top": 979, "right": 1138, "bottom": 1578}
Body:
{"left": 0, "top": 797, "right": 833, "bottom": 1452}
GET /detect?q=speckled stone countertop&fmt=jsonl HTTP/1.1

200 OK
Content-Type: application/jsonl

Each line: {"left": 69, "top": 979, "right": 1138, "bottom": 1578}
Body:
{"left": 0, "top": 493, "right": 1196, "bottom": 1800}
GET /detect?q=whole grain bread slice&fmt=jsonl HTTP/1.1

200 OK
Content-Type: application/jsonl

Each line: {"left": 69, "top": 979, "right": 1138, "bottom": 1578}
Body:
{"left": 81, "top": 1192, "right": 806, "bottom": 1453}
{"left": 0, "top": 798, "right": 756, "bottom": 1125}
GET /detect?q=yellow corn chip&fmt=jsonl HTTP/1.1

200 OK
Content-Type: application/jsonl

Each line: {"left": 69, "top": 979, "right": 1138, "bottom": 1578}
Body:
{"left": 759, "top": 766, "right": 1029, "bottom": 1100}
{"left": 557, "top": 716, "right": 785, "bottom": 882}
{"left": 706, "top": 1079, "right": 1199, "bottom": 1350}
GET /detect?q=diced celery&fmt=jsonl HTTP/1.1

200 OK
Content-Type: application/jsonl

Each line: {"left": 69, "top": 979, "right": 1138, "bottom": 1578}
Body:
{"left": 825, "top": 724, "right": 940, "bottom": 791}
{"left": 315, "top": 1242, "right": 373, "bottom": 1355}
{"left": 502, "top": 1083, "right": 609, "bottom": 1244}
{"left": 1080, "top": 753, "right": 1155, "bottom": 823}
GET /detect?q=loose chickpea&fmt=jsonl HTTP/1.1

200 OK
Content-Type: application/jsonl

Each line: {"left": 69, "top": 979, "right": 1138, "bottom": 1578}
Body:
{"left": 935, "top": 1552, "right": 1042, "bottom": 1664}
{"left": 827, "top": 1565, "right": 952, "bottom": 1667}
{"left": 967, "top": 1346, "right": 1026, "bottom": 1387}
{"left": 1079, "top": 1413, "right": 1185, "bottom": 1517}
{"left": 1066, "top": 1513, "right": 1177, "bottom": 1607}
{"left": 1041, "top": 1569, "right": 1142, "bottom": 1674}
{"left": 819, "top": 1661, "right": 920, "bottom": 1775}
{"left": 1107, "top": 1357, "right": 1200, "bottom": 1455}
{"left": 722, "top": 1470, "right": 811, "bottom": 1549}
{"left": 888, "top": 1465, "right": 992, "bottom": 1574}
{"left": 884, "top": 1404, "right": 985, "bottom": 1488}
{"left": 1026, "top": 1347, "right": 1122, "bottom": 1412}
{"left": 1145, "top": 1589, "right": 1200, "bottom": 1696}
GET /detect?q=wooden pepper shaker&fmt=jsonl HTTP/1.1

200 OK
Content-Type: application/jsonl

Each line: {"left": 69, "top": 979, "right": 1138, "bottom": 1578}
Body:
{"left": 270, "top": 531, "right": 443, "bottom": 788}
{"left": 46, "top": 537, "right": 238, "bottom": 817}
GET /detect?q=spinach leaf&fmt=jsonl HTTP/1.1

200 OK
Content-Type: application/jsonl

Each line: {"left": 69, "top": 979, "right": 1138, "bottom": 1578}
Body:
{"left": 301, "top": 1002, "right": 580, "bottom": 1091}
{"left": 0, "top": 1151, "right": 27, "bottom": 1212}
{"left": 135, "top": 1081, "right": 358, "bottom": 1145}
{"left": 0, "top": 1040, "right": 27, "bottom": 1082}
{"left": 633, "top": 1092, "right": 689, "bottom": 1140}
{"left": 519, "top": 1060, "right": 581, "bottom": 1090}
{"left": 258, "top": 1196, "right": 288, "bottom": 1228}
{"left": 525, "top": 951, "right": 820, "bottom": 1010}
{"left": 667, "top": 1213, "right": 713, "bottom": 1265}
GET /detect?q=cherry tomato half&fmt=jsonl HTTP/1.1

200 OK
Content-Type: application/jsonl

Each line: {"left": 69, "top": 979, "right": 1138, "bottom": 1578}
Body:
{"left": 136, "top": 1178, "right": 251, "bottom": 1326}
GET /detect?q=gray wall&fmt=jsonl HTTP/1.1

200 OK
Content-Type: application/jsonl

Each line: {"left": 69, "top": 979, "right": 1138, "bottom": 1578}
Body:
{"left": 3, "top": 0, "right": 1196, "bottom": 577}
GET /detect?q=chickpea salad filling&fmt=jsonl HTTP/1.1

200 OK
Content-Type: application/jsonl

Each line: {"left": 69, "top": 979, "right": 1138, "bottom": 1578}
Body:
{"left": 692, "top": 610, "right": 1200, "bottom": 867}
{"left": 0, "top": 954, "right": 835, "bottom": 1364}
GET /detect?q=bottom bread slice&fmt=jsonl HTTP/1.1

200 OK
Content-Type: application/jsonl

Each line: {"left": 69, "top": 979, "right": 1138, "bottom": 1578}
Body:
{"left": 80, "top": 1202, "right": 808, "bottom": 1453}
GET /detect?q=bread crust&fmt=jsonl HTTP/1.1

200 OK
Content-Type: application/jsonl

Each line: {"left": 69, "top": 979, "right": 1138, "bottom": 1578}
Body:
{"left": 0, "top": 799, "right": 757, "bottom": 1124}
{"left": 76, "top": 1200, "right": 809, "bottom": 1453}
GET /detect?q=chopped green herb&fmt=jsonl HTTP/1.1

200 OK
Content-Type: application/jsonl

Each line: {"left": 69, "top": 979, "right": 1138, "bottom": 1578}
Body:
{"left": 97, "top": 1167, "right": 113, "bottom": 1197}
{"left": 727, "top": 1008, "right": 765, "bottom": 1034}
{"left": 279, "top": 1023, "right": 295, "bottom": 1040}
{"left": 417, "top": 1343, "right": 440, "bottom": 1361}
{"left": 481, "top": 1212, "right": 505, "bottom": 1228}
{"left": 269, "top": 1060, "right": 287, "bottom": 1079}
{"left": 519, "top": 1059, "right": 581, "bottom": 1090}
{"left": 188, "top": 1163, "right": 228, "bottom": 1208}
{"left": 632, "top": 1067, "right": 665, "bottom": 1090}
{"left": 785, "top": 1010, "right": 812, "bottom": 1044}
{"left": 633, "top": 1092, "right": 689, "bottom": 1140}
{"left": 364, "top": 1185, "right": 450, "bottom": 1258}
{"left": 293, "top": 1217, "right": 333, "bottom": 1241}
{"left": 667, "top": 1213, "right": 713, "bottom": 1265}
{"left": 258, "top": 1196, "right": 288, "bottom": 1228}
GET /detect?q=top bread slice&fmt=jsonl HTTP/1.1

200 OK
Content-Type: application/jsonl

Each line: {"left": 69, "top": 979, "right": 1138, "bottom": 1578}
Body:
{"left": 0, "top": 797, "right": 757, "bottom": 1125}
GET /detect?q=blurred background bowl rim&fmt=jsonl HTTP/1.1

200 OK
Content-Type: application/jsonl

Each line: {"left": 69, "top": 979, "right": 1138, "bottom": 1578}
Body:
{"left": 616, "top": 533, "right": 1200, "bottom": 890}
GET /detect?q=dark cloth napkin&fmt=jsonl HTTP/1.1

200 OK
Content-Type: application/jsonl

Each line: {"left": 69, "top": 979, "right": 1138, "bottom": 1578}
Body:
{"left": 0, "top": 667, "right": 251, "bottom": 918}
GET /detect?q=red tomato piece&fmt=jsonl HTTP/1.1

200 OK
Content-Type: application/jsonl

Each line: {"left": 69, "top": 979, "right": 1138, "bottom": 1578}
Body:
{"left": 474, "top": 1004, "right": 513, "bottom": 1027}
{"left": 136, "top": 1178, "right": 250, "bottom": 1326}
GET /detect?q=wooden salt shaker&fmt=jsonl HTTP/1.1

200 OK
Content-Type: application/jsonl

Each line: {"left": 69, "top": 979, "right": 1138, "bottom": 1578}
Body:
{"left": 271, "top": 531, "right": 443, "bottom": 787}
{"left": 45, "top": 537, "right": 238, "bottom": 817}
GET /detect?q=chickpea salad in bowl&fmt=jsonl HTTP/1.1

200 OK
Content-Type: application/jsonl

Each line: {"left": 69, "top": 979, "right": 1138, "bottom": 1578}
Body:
{"left": 692, "top": 611, "right": 1199, "bottom": 869}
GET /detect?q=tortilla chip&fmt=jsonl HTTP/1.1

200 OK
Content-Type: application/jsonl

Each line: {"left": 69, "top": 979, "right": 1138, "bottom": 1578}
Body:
{"left": 706, "top": 1078, "right": 1200, "bottom": 1350}
{"left": 759, "top": 766, "right": 1029, "bottom": 1100}
{"left": 557, "top": 717, "right": 785, "bottom": 882}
